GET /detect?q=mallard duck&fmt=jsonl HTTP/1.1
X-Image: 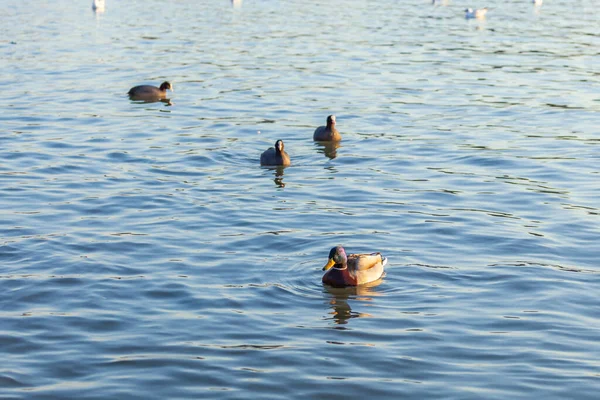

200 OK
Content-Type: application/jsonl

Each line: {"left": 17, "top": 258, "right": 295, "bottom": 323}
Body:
{"left": 128, "top": 81, "right": 173, "bottom": 102}
{"left": 465, "top": 7, "right": 488, "bottom": 19}
{"left": 313, "top": 115, "right": 341, "bottom": 142}
{"left": 322, "top": 246, "right": 387, "bottom": 287}
{"left": 260, "top": 140, "right": 291, "bottom": 166}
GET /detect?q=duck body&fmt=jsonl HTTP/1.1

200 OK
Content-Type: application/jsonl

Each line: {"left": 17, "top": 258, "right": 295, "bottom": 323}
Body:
{"left": 260, "top": 140, "right": 291, "bottom": 166}
{"left": 313, "top": 115, "right": 341, "bottom": 142}
{"left": 465, "top": 7, "right": 488, "bottom": 19}
{"left": 128, "top": 81, "right": 173, "bottom": 102}
{"left": 322, "top": 246, "right": 387, "bottom": 287}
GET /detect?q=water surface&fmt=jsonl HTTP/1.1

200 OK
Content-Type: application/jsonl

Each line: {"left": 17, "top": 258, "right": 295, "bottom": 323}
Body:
{"left": 1, "top": 0, "right": 599, "bottom": 398}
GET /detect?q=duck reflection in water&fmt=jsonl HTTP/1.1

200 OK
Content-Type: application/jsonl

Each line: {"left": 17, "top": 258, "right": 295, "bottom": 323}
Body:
{"left": 324, "top": 280, "right": 383, "bottom": 325}
{"left": 272, "top": 166, "right": 285, "bottom": 188}
{"left": 259, "top": 164, "right": 287, "bottom": 187}
{"left": 314, "top": 141, "right": 340, "bottom": 160}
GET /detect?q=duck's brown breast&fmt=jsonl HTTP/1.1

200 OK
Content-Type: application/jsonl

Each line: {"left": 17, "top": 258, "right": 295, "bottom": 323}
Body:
{"left": 322, "top": 267, "right": 358, "bottom": 287}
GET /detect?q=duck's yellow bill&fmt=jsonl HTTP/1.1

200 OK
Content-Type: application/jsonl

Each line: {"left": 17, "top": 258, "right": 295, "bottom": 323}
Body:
{"left": 322, "top": 258, "right": 335, "bottom": 271}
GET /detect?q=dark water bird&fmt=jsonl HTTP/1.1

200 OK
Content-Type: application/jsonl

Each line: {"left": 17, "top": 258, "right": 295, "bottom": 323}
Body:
{"left": 313, "top": 115, "right": 341, "bottom": 142}
{"left": 260, "top": 140, "right": 291, "bottom": 167}
{"left": 322, "top": 246, "right": 387, "bottom": 287}
{"left": 128, "top": 81, "right": 173, "bottom": 102}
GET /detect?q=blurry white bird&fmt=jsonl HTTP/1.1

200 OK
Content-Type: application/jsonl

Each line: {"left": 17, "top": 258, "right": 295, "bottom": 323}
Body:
{"left": 92, "top": 0, "right": 105, "bottom": 12}
{"left": 533, "top": 0, "right": 543, "bottom": 5}
{"left": 465, "top": 7, "right": 488, "bottom": 19}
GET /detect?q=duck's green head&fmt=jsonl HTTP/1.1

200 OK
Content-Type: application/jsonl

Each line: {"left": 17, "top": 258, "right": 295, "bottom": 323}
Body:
{"left": 322, "top": 246, "right": 347, "bottom": 271}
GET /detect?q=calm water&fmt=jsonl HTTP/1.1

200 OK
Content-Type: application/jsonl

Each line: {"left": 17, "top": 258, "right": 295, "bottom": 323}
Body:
{"left": 1, "top": 0, "right": 599, "bottom": 398}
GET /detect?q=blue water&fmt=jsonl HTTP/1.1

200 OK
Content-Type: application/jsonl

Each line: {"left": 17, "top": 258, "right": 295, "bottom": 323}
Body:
{"left": 1, "top": 0, "right": 599, "bottom": 398}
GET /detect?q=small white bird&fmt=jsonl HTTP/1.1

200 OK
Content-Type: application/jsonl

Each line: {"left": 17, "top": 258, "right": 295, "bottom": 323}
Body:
{"left": 533, "top": 0, "right": 543, "bottom": 5}
{"left": 92, "top": 0, "right": 105, "bottom": 13}
{"left": 465, "top": 7, "right": 488, "bottom": 19}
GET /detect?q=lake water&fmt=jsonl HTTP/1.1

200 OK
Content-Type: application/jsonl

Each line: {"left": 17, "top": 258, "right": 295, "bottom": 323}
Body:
{"left": 1, "top": 0, "right": 599, "bottom": 398}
